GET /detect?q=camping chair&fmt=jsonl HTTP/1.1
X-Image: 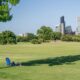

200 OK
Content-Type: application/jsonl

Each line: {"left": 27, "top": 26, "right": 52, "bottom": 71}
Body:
{"left": 5, "top": 57, "right": 21, "bottom": 66}
{"left": 6, "top": 57, "right": 11, "bottom": 66}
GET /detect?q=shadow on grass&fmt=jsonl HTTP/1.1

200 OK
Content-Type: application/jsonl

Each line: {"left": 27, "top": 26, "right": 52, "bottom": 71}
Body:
{"left": 21, "top": 55, "right": 80, "bottom": 66}
{"left": 0, "top": 66, "right": 10, "bottom": 69}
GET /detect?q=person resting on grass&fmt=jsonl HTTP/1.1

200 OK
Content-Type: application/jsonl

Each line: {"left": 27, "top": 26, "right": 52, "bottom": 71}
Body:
{"left": 5, "top": 57, "right": 21, "bottom": 66}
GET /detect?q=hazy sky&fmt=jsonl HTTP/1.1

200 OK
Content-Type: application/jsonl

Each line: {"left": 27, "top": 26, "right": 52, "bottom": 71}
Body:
{"left": 0, "top": 0, "right": 80, "bottom": 34}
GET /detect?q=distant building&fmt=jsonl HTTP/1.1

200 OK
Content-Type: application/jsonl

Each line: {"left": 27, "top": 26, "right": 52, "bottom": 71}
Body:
{"left": 18, "top": 34, "right": 24, "bottom": 36}
{"left": 18, "top": 33, "right": 27, "bottom": 36}
{"left": 65, "top": 26, "right": 72, "bottom": 34}
{"left": 76, "top": 17, "right": 80, "bottom": 35}
{"left": 59, "top": 23, "right": 65, "bottom": 34}
{"left": 60, "top": 16, "right": 65, "bottom": 24}
{"left": 55, "top": 16, "right": 65, "bottom": 34}
{"left": 60, "top": 16, "right": 65, "bottom": 34}
{"left": 55, "top": 16, "right": 73, "bottom": 35}
{"left": 55, "top": 26, "right": 61, "bottom": 32}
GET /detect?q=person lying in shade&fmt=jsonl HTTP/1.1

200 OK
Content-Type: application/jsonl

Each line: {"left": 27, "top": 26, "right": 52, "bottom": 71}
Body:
{"left": 5, "top": 57, "right": 21, "bottom": 66}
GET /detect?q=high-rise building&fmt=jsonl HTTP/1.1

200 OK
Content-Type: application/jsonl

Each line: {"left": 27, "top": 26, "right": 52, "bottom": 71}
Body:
{"left": 65, "top": 26, "right": 72, "bottom": 34}
{"left": 60, "top": 16, "right": 65, "bottom": 24}
{"left": 55, "top": 16, "right": 73, "bottom": 34}
{"left": 55, "top": 26, "right": 61, "bottom": 32}
{"left": 76, "top": 17, "right": 80, "bottom": 35}
{"left": 60, "top": 16, "right": 65, "bottom": 34}
{"left": 55, "top": 16, "right": 66, "bottom": 34}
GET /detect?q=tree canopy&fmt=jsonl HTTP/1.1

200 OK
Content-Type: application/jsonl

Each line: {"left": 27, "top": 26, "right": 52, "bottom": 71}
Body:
{"left": 52, "top": 32, "right": 62, "bottom": 40}
{"left": 0, "top": 0, "right": 20, "bottom": 22}
{"left": 37, "top": 26, "right": 53, "bottom": 42}
{"left": 0, "top": 30, "right": 17, "bottom": 44}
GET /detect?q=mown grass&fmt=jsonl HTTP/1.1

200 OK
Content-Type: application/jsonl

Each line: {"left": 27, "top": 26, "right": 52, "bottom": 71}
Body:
{"left": 0, "top": 41, "right": 80, "bottom": 80}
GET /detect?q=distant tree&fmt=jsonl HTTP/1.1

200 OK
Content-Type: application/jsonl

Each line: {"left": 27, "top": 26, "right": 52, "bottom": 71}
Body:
{"left": 31, "top": 39, "right": 42, "bottom": 44}
{"left": 61, "top": 35, "right": 73, "bottom": 41}
{"left": 72, "top": 35, "right": 80, "bottom": 42}
{"left": 52, "top": 32, "right": 62, "bottom": 40}
{"left": 37, "top": 26, "right": 53, "bottom": 42}
{"left": 27, "top": 33, "right": 37, "bottom": 42}
{"left": 0, "top": 0, "right": 20, "bottom": 22}
{"left": 17, "top": 33, "right": 37, "bottom": 42}
{"left": 61, "top": 35, "right": 80, "bottom": 42}
{"left": 0, "top": 30, "right": 17, "bottom": 44}
{"left": 17, "top": 36, "right": 27, "bottom": 42}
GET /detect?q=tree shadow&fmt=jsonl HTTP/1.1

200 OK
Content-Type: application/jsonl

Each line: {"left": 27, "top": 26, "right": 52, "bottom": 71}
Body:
{"left": 0, "top": 66, "right": 10, "bottom": 69}
{"left": 21, "top": 55, "right": 80, "bottom": 66}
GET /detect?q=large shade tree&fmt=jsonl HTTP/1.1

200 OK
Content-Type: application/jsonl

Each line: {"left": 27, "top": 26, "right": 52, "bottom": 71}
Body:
{"left": 0, "top": 0, "right": 20, "bottom": 22}
{"left": 37, "top": 26, "right": 53, "bottom": 42}
{"left": 0, "top": 30, "right": 17, "bottom": 44}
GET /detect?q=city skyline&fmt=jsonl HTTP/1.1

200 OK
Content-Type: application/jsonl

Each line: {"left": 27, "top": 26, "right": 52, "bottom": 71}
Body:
{"left": 55, "top": 16, "right": 72, "bottom": 35}
{"left": 0, "top": 0, "right": 80, "bottom": 34}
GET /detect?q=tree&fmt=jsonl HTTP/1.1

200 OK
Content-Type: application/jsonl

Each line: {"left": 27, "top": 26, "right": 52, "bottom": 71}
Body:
{"left": 27, "top": 33, "right": 37, "bottom": 42}
{"left": 0, "top": 30, "right": 17, "bottom": 44}
{"left": 0, "top": 0, "right": 20, "bottom": 22}
{"left": 61, "top": 35, "right": 73, "bottom": 41}
{"left": 52, "top": 32, "right": 62, "bottom": 40}
{"left": 61, "top": 35, "right": 80, "bottom": 42}
{"left": 31, "top": 39, "right": 42, "bottom": 44}
{"left": 37, "top": 26, "right": 53, "bottom": 42}
{"left": 16, "top": 33, "right": 37, "bottom": 42}
{"left": 17, "top": 36, "right": 27, "bottom": 42}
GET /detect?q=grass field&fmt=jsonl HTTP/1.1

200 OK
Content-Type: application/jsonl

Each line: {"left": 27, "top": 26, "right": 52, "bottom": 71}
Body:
{"left": 0, "top": 41, "right": 80, "bottom": 80}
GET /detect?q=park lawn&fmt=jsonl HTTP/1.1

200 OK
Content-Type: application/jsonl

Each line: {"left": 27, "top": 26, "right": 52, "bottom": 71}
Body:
{"left": 0, "top": 41, "right": 80, "bottom": 80}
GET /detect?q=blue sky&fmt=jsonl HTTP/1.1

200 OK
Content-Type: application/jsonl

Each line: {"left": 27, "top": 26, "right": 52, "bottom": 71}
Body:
{"left": 0, "top": 0, "right": 80, "bottom": 34}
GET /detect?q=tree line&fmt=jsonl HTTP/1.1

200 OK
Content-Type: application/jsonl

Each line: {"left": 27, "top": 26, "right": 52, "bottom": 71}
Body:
{"left": 0, "top": 26, "right": 80, "bottom": 45}
{"left": 17, "top": 26, "right": 62, "bottom": 44}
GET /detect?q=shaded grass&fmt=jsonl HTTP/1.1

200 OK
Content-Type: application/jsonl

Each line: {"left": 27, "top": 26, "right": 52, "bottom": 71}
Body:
{"left": 21, "top": 55, "right": 80, "bottom": 66}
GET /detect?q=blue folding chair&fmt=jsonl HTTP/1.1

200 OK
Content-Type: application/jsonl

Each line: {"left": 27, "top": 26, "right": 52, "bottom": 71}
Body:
{"left": 6, "top": 57, "right": 11, "bottom": 66}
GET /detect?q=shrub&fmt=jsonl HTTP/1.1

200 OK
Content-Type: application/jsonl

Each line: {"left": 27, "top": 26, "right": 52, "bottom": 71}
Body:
{"left": 31, "top": 39, "right": 42, "bottom": 44}
{"left": 52, "top": 32, "right": 62, "bottom": 40}
{"left": 61, "top": 35, "right": 73, "bottom": 41}
{"left": 61, "top": 35, "right": 80, "bottom": 42}
{"left": 72, "top": 36, "right": 80, "bottom": 42}
{"left": 16, "top": 36, "right": 28, "bottom": 42}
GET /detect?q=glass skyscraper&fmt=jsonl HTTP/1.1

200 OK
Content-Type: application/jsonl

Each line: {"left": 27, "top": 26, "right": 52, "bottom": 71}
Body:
{"left": 60, "top": 16, "right": 65, "bottom": 34}
{"left": 55, "top": 16, "right": 65, "bottom": 34}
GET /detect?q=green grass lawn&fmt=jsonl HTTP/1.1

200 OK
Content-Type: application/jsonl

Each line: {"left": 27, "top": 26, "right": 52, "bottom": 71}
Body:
{"left": 0, "top": 41, "right": 80, "bottom": 80}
